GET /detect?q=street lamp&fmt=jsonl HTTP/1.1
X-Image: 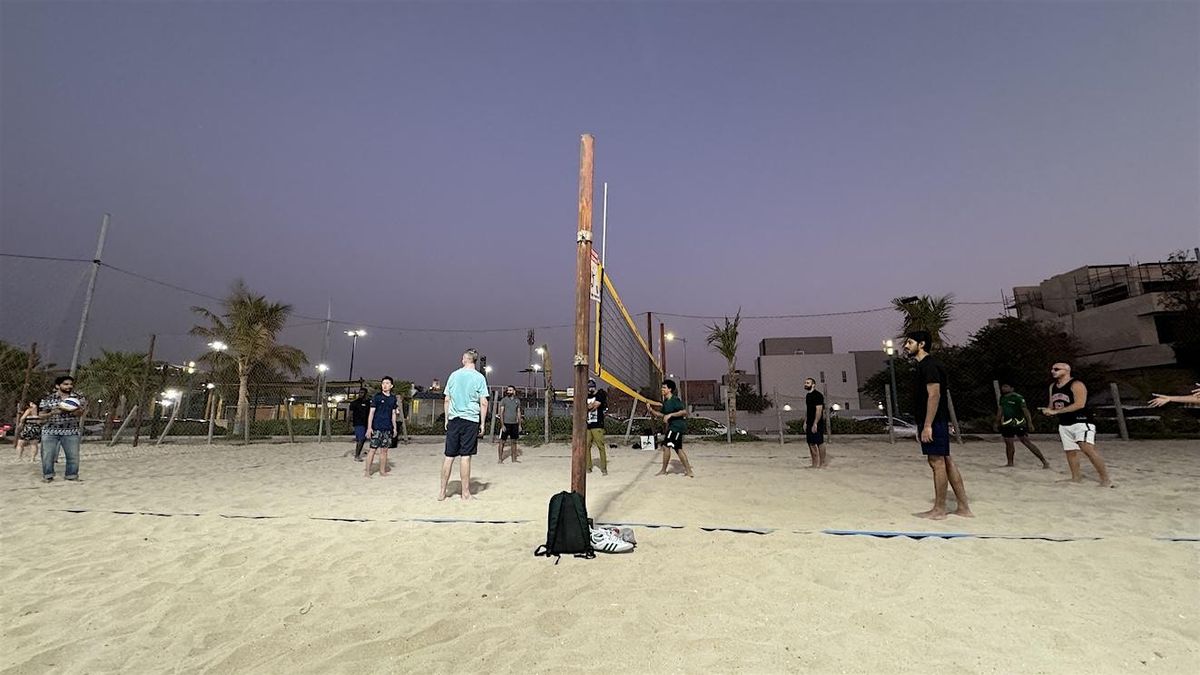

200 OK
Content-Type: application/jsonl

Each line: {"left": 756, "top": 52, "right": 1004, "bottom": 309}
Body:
{"left": 343, "top": 329, "right": 366, "bottom": 382}
{"left": 205, "top": 342, "right": 228, "bottom": 444}
{"left": 665, "top": 332, "right": 689, "bottom": 404}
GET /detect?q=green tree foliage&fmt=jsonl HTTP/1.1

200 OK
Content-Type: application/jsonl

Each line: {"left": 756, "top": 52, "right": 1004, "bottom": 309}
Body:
{"left": 892, "top": 294, "right": 955, "bottom": 347}
{"left": 705, "top": 309, "right": 742, "bottom": 427}
{"left": 735, "top": 382, "right": 773, "bottom": 413}
{"left": 1161, "top": 250, "right": 1200, "bottom": 378}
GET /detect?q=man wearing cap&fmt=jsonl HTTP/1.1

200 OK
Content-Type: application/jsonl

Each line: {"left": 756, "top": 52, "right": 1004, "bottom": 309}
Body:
{"left": 585, "top": 378, "right": 608, "bottom": 475}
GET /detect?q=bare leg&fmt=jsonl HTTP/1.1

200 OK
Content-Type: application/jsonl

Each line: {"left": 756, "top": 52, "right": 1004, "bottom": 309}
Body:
{"left": 1061, "top": 449, "right": 1084, "bottom": 482}
{"left": 497, "top": 440, "right": 505, "bottom": 463}
{"left": 915, "top": 456, "right": 948, "bottom": 520}
{"left": 1019, "top": 436, "right": 1050, "bottom": 468}
{"left": 379, "top": 449, "right": 389, "bottom": 476}
{"left": 362, "top": 447, "right": 377, "bottom": 478}
{"left": 1003, "top": 438, "right": 1016, "bottom": 466}
{"left": 806, "top": 444, "right": 819, "bottom": 468}
{"left": 946, "top": 455, "right": 973, "bottom": 517}
{"left": 438, "top": 457, "right": 454, "bottom": 500}
{"left": 511, "top": 441, "right": 520, "bottom": 462}
{"left": 460, "top": 456, "right": 473, "bottom": 499}
{"left": 16, "top": 439, "right": 26, "bottom": 460}
{"left": 676, "top": 449, "right": 694, "bottom": 477}
{"left": 818, "top": 444, "right": 828, "bottom": 468}
{"left": 655, "top": 445, "right": 670, "bottom": 475}
{"left": 1077, "top": 442, "right": 1111, "bottom": 487}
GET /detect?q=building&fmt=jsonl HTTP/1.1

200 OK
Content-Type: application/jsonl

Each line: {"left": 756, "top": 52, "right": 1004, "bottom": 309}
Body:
{"left": 1011, "top": 259, "right": 1199, "bottom": 372}
{"left": 755, "top": 338, "right": 862, "bottom": 412}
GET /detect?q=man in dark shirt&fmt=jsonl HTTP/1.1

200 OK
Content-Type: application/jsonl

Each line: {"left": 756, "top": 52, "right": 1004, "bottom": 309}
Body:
{"left": 363, "top": 377, "right": 399, "bottom": 478}
{"left": 904, "top": 330, "right": 971, "bottom": 519}
{"left": 803, "top": 377, "right": 827, "bottom": 469}
{"left": 586, "top": 378, "right": 609, "bottom": 475}
{"left": 349, "top": 388, "right": 371, "bottom": 461}
{"left": 647, "top": 379, "right": 694, "bottom": 477}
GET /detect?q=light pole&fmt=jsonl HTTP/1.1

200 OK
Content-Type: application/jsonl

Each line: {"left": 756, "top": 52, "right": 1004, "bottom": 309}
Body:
{"left": 344, "top": 329, "right": 366, "bottom": 382}
{"left": 665, "top": 332, "right": 688, "bottom": 404}
{"left": 882, "top": 339, "right": 900, "bottom": 442}
{"left": 205, "top": 341, "right": 228, "bottom": 445}
{"left": 316, "top": 363, "right": 329, "bottom": 441}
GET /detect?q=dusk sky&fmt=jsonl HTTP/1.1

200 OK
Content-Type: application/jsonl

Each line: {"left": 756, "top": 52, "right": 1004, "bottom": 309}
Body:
{"left": 2, "top": 1, "right": 1197, "bottom": 388}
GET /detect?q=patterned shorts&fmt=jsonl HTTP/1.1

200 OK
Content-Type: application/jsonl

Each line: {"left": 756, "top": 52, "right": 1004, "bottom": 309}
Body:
{"left": 369, "top": 430, "right": 393, "bottom": 449}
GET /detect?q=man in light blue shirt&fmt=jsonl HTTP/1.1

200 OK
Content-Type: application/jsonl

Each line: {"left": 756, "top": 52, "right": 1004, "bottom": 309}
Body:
{"left": 440, "top": 348, "right": 490, "bottom": 501}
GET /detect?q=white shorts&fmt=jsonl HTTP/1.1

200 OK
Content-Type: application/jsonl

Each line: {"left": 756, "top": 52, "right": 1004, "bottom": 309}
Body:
{"left": 1059, "top": 422, "right": 1096, "bottom": 451}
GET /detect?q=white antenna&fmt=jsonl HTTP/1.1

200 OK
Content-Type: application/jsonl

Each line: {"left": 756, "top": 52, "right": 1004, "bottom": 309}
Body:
{"left": 601, "top": 182, "right": 608, "bottom": 266}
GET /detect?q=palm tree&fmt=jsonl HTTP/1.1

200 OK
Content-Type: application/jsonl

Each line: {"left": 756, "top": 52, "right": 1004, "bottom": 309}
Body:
{"left": 190, "top": 281, "right": 308, "bottom": 434}
{"left": 893, "top": 294, "right": 956, "bottom": 347}
{"left": 76, "top": 350, "right": 147, "bottom": 439}
{"left": 705, "top": 309, "right": 742, "bottom": 428}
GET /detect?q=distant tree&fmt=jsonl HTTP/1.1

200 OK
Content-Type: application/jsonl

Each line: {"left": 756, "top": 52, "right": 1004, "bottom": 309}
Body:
{"left": 705, "top": 310, "right": 742, "bottom": 428}
{"left": 190, "top": 281, "right": 308, "bottom": 434}
{"left": 0, "top": 341, "right": 55, "bottom": 424}
{"left": 735, "top": 382, "right": 773, "bottom": 414}
{"left": 76, "top": 350, "right": 147, "bottom": 439}
{"left": 893, "top": 294, "right": 956, "bottom": 347}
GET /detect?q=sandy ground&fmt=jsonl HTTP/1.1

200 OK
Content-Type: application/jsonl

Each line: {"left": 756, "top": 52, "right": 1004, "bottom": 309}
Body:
{"left": 2, "top": 435, "right": 1197, "bottom": 674}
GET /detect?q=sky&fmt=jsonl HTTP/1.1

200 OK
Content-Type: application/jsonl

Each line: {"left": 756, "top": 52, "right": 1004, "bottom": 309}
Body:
{"left": 2, "top": 0, "right": 1197, "bottom": 387}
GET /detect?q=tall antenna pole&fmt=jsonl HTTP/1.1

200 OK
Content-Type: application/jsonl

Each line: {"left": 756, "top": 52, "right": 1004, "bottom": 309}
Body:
{"left": 571, "top": 134, "right": 595, "bottom": 496}
{"left": 70, "top": 213, "right": 110, "bottom": 375}
{"left": 601, "top": 182, "right": 608, "bottom": 266}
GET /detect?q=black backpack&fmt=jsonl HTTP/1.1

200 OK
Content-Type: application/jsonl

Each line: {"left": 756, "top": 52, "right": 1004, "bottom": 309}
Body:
{"left": 534, "top": 491, "right": 595, "bottom": 562}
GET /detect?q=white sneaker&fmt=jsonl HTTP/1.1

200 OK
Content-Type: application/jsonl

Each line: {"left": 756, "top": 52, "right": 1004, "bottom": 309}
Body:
{"left": 590, "top": 527, "right": 634, "bottom": 553}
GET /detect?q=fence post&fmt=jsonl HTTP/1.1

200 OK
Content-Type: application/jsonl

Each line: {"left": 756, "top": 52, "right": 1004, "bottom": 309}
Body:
{"left": 992, "top": 380, "right": 1002, "bottom": 406}
{"left": 775, "top": 388, "right": 783, "bottom": 445}
{"left": 132, "top": 334, "right": 156, "bottom": 448}
{"left": 284, "top": 397, "right": 295, "bottom": 443}
{"left": 1110, "top": 382, "right": 1129, "bottom": 441}
{"left": 624, "top": 400, "right": 637, "bottom": 440}
{"left": 108, "top": 405, "right": 138, "bottom": 446}
{"left": 946, "top": 389, "right": 964, "bottom": 445}
{"left": 16, "top": 342, "right": 37, "bottom": 431}
{"left": 885, "top": 385, "right": 896, "bottom": 444}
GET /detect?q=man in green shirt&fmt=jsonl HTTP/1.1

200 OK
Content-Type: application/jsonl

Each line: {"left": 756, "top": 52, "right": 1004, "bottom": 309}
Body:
{"left": 995, "top": 382, "right": 1050, "bottom": 469}
{"left": 647, "top": 379, "right": 694, "bottom": 477}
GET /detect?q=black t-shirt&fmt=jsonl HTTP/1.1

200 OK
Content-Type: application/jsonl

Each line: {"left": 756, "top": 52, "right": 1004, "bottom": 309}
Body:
{"left": 912, "top": 355, "right": 950, "bottom": 426}
{"left": 587, "top": 389, "right": 607, "bottom": 429}
{"left": 349, "top": 397, "right": 371, "bottom": 426}
{"left": 805, "top": 389, "right": 825, "bottom": 426}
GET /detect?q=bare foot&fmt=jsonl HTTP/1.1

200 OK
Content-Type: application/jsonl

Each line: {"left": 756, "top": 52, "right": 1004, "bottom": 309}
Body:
{"left": 952, "top": 508, "right": 975, "bottom": 518}
{"left": 437, "top": 493, "right": 447, "bottom": 501}
{"left": 1099, "top": 480, "right": 1114, "bottom": 488}
{"left": 380, "top": 473, "right": 390, "bottom": 477}
{"left": 363, "top": 473, "right": 372, "bottom": 479}
{"left": 804, "top": 465, "right": 819, "bottom": 470}
{"left": 512, "top": 458, "right": 520, "bottom": 463}
{"left": 914, "top": 508, "right": 948, "bottom": 520}
{"left": 654, "top": 470, "right": 668, "bottom": 476}
{"left": 1056, "top": 477, "right": 1084, "bottom": 484}
{"left": 461, "top": 493, "right": 475, "bottom": 500}
{"left": 685, "top": 472, "right": 695, "bottom": 478}
{"left": 1003, "top": 463, "right": 1014, "bottom": 468}
{"left": 1041, "top": 463, "right": 1051, "bottom": 469}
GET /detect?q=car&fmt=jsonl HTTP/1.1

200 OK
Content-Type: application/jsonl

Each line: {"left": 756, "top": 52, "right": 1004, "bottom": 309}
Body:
{"left": 690, "top": 415, "right": 748, "bottom": 436}
{"left": 852, "top": 416, "right": 919, "bottom": 438}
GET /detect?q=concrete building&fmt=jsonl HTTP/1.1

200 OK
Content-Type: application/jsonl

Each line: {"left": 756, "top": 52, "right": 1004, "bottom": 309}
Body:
{"left": 754, "top": 338, "right": 862, "bottom": 412}
{"left": 1011, "top": 259, "right": 1198, "bottom": 371}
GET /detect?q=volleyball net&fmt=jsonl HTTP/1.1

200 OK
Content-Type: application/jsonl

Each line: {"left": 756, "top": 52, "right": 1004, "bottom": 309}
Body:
{"left": 594, "top": 264, "right": 662, "bottom": 403}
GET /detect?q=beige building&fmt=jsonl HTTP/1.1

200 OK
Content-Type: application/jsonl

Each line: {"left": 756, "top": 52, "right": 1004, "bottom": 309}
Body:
{"left": 1011, "top": 260, "right": 1197, "bottom": 371}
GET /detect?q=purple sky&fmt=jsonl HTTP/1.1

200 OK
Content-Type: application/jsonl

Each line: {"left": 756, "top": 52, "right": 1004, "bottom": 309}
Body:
{"left": 2, "top": 1, "right": 1197, "bottom": 387}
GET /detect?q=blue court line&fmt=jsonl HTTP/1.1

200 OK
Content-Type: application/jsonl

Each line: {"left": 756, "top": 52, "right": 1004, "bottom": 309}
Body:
{"left": 820, "top": 529, "right": 1100, "bottom": 542}
{"left": 699, "top": 526, "right": 775, "bottom": 535}
{"left": 595, "top": 521, "right": 685, "bottom": 530}
{"left": 55, "top": 508, "right": 202, "bottom": 517}
{"left": 406, "top": 517, "right": 531, "bottom": 525}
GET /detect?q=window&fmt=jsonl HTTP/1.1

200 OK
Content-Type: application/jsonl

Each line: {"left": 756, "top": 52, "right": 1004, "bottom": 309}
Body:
{"left": 819, "top": 371, "right": 825, "bottom": 383}
{"left": 841, "top": 370, "right": 847, "bottom": 383}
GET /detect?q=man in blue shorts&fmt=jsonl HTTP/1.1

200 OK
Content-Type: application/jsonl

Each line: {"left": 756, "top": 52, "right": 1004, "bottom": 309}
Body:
{"left": 803, "top": 377, "right": 827, "bottom": 468}
{"left": 363, "top": 377, "right": 398, "bottom": 478}
{"left": 439, "top": 349, "right": 489, "bottom": 501}
{"left": 904, "top": 331, "right": 972, "bottom": 519}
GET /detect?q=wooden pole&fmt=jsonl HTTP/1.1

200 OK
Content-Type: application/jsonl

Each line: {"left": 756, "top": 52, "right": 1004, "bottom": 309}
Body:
{"left": 946, "top": 389, "right": 964, "bottom": 445}
{"left": 992, "top": 380, "right": 1002, "bottom": 406}
{"left": 570, "top": 133, "right": 595, "bottom": 496}
{"left": 70, "top": 213, "right": 110, "bottom": 375}
{"left": 131, "top": 334, "right": 156, "bottom": 448}
{"left": 1110, "top": 382, "right": 1129, "bottom": 441}
{"left": 659, "top": 323, "right": 667, "bottom": 381}
{"left": 885, "top": 385, "right": 896, "bottom": 444}
{"left": 775, "top": 388, "right": 783, "bottom": 445}
{"left": 108, "top": 405, "right": 138, "bottom": 446}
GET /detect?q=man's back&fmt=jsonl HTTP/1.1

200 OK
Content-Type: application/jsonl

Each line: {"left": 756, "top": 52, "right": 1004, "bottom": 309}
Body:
{"left": 445, "top": 367, "right": 488, "bottom": 421}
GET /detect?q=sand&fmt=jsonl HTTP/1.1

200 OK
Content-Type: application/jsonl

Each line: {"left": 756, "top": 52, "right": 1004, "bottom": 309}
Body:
{"left": 2, "top": 435, "right": 1197, "bottom": 674}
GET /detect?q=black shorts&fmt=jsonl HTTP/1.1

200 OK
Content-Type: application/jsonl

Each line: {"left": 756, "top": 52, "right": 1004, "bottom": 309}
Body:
{"left": 1000, "top": 424, "right": 1028, "bottom": 439}
{"left": 664, "top": 430, "right": 685, "bottom": 452}
{"left": 500, "top": 423, "right": 520, "bottom": 440}
{"left": 920, "top": 420, "right": 951, "bottom": 457}
{"left": 806, "top": 430, "right": 825, "bottom": 446}
{"left": 445, "top": 417, "right": 480, "bottom": 457}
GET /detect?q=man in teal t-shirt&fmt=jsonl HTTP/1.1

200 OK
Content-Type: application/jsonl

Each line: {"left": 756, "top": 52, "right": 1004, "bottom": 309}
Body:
{"left": 440, "top": 349, "right": 490, "bottom": 500}
{"left": 648, "top": 379, "right": 695, "bottom": 477}
{"left": 995, "top": 382, "right": 1049, "bottom": 469}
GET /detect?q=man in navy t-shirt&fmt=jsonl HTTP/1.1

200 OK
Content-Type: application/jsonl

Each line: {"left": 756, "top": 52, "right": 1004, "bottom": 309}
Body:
{"left": 363, "top": 377, "right": 399, "bottom": 478}
{"left": 903, "top": 331, "right": 972, "bottom": 520}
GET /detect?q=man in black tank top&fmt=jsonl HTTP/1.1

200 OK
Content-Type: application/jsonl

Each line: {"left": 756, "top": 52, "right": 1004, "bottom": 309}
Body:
{"left": 1040, "top": 362, "right": 1112, "bottom": 487}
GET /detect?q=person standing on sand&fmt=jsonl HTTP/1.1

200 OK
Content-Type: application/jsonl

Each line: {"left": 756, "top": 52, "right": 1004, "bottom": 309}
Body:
{"left": 363, "top": 377, "right": 398, "bottom": 478}
{"left": 904, "top": 331, "right": 971, "bottom": 520}
{"left": 1041, "top": 363, "right": 1112, "bottom": 487}
{"left": 39, "top": 376, "right": 87, "bottom": 483}
{"left": 349, "top": 387, "right": 371, "bottom": 461}
{"left": 495, "top": 386, "right": 523, "bottom": 464}
{"left": 16, "top": 401, "right": 42, "bottom": 462}
{"left": 439, "top": 349, "right": 489, "bottom": 501}
{"left": 995, "top": 382, "right": 1050, "bottom": 469}
{"left": 803, "top": 378, "right": 827, "bottom": 468}
{"left": 647, "top": 379, "right": 694, "bottom": 477}
{"left": 585, "top": 378, "right": 609, "bottom": 475}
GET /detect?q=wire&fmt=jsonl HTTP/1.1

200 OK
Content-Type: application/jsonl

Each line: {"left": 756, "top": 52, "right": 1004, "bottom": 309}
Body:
{"left": 0, "top": 252, "right": 93, "bottom": 263}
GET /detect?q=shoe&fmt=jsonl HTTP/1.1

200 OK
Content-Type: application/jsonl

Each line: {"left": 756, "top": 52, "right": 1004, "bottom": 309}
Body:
{"left": 599, "top": 526, "right": 636, "bottom": 545}
{"left": 590, "top": 527, "right": 634, "bottom": 553}
{"left": 65, "top": 476, "right": 81, "bottom": 482}
{"left": 42, "top": 477, "right": 53, "bottom": 483}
